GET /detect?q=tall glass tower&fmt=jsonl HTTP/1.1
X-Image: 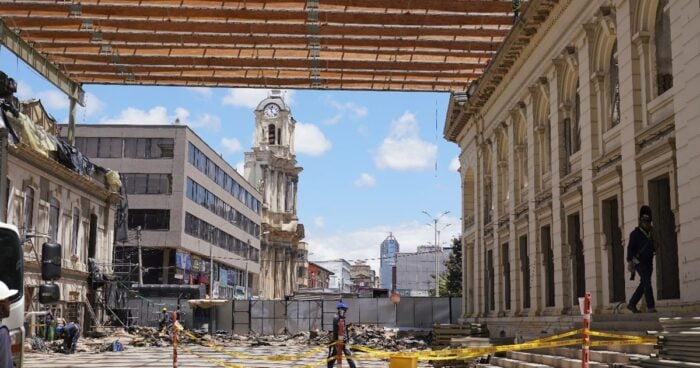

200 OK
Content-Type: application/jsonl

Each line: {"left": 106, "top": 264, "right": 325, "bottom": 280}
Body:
{"left": 379, "top": 233, "right": 400, "bottom": 290}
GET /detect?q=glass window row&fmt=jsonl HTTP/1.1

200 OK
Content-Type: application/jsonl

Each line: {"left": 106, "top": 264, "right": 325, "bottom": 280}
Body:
{"left": 122, "top": 173, "right": 172, "bottom": 195}
{"left": 186, "top": 177, "right": 260, "bottom": 238}
{"left": 187, "top": 142, "right": 260, "bottom": 214}
{"left": 75, "top": 137, "right": 174, "bottom": 159}
{"left": 184, "top": 212, "right": 260, "bottom": 262}
{"left": 128, "top": 209, "right": 170, "bottom": 231}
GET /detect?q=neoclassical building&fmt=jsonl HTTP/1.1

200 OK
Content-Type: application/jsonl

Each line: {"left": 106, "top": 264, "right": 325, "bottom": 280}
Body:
{"left": 444, "top": 0, "right": 700, "bottom": 337}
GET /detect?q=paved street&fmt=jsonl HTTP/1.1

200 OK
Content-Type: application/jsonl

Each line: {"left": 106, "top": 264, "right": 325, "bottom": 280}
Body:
{"left": 25, "top": 345, "right": 433, "bottom": 367}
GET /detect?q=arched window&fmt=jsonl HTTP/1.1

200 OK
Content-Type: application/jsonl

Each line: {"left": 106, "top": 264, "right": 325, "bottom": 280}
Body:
{"left": 23, "top": 187, "right": 34, "bottom": 232}
{"left": 610, "top": 44, "right": 620, "bottom": 128}
{"left": 655, "top": 0, "right": 673, "bottom": 95}
{"left": 574, "top": 80, "right": 581, "bottom": 152}
{"left": 49, "top": 197, "right": 60, "bottom": 242}
{"left": 71, "top": 208, "right": 80, "bottom": 257}
{"left": 267, "top": 124, "right": 276, "bottom": 144}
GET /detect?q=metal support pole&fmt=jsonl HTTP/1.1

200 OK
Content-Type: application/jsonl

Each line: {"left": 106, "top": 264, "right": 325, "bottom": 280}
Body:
{"left": 433, "top": 219, "right": 438, "bottom": 297}
{"left": 0, "top": 127, "right": 8, "bottom": 222}
{"left": 581, "top": 291, "right": 591, "bottom": 368}
{"left": 67, "top": 96, "right": 77, "bottom": 145}
{"left": 244, "top": 261, "right": 249, "bottom": 299}
{"left": 136, "top": 227, "right": 143, "bottom": 286}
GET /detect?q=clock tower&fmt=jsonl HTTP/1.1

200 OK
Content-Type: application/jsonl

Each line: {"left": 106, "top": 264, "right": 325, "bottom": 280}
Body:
{"left": 244, "top": 90, "right": 306, "bottom": 299}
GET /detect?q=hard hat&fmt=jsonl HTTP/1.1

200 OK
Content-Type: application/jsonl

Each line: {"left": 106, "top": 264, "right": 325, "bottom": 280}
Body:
{"left": 56, "top": 325, "right": 64, "bottom": 334}
{"left": 0, "top": 281, "right": 18, "bottom": 300}
{"left": 162, "top": 307, "right": 168, "bottom": 312}
{"left": 336, "top": 300, "right": 348, "bottom": 310}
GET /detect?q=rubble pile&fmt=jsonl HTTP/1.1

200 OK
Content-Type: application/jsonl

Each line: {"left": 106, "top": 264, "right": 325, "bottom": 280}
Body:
{"left": 348, "top": 325, "right": 430, "bottom": 352}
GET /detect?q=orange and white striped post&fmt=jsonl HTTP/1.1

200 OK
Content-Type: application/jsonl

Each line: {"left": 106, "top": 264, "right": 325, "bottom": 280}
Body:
{"left": 172, "top": 311, "right": 178, "bottom": 368}
{"left": 337, "top": 317, "right": 344, "bottom": 367}
{"left": 581, "top": 291, "right": 591, "bottom": 368}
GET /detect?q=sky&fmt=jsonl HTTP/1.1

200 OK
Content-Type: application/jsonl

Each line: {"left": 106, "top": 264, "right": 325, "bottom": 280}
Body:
{"left": 1, "top": 51, "right": 463, "bottom": 274}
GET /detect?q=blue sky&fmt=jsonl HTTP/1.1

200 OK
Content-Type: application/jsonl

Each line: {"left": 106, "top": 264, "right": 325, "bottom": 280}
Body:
{"left": 2, "top": 52, "right": 462, "bottom": 273}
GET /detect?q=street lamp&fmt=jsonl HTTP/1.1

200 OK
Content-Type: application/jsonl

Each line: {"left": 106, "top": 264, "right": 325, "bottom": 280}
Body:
{"left": 422, "top": 210, "right": 449, "bottom": 297}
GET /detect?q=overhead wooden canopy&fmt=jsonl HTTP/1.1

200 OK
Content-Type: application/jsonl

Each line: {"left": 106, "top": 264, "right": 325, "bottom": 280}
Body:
{"left": 0, "top": 0, "right": 516, "bottom": 92}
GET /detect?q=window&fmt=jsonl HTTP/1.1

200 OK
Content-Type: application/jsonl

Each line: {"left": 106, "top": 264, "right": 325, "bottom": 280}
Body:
{"left": 124, "top": 138, "right": 174, "bottom": 158}
{"left": 609, "top": 44, "right": 620, "bottom": 128}
{"left": 23, "top": 187, "right": 34, "bottom": 232}
{"left": 97, "top": 137, "right": 123, "bottom": 158}
{"left": 128, "top": 209, "right": 170, "bottom": 230}
{"left": 71, "top": 208, "right": 80, "bottom": 257}
{"left": 655, "top": 0, "right": 673, "bottom": 95}
{"left": 48, "top": 197, "right": 60, "bottom": 242}
{"left": 123, "top": 174, "right": 172, "bottom": 194}
{"left": 268, "top": 124, "right": 276, "bottom": 144}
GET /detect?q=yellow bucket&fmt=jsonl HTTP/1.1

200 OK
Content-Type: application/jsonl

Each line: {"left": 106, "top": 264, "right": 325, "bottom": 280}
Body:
{"left": 389, "top": 356, "right": 417, "bottom": 368}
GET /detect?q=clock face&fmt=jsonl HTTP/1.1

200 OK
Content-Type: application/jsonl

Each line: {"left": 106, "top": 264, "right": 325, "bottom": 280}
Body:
{"left": 263, "top": 103, "right": 280, "bottom": 118}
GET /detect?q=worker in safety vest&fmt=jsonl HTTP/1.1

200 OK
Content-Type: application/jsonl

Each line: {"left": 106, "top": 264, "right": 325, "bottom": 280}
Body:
{"left": 327, "top": 300, "right": 356, "bottom": 368}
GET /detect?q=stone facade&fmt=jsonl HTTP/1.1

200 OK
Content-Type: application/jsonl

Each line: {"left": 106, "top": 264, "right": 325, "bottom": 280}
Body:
{"left": 244, "top": 91, "right": 306, "bottom": 299}
{"left": 3, "top": 101, "right": 118, "bottom": 329}
{"left": 444, "top": 0, "right": 700, "bottom": 337}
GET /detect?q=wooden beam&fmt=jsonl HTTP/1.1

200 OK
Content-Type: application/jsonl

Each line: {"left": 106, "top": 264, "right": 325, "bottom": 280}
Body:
{"left": 51, "top": 53, "right": 486, "bottom": 72}
{"left": 0, "top": 2, "right": 513, "bottom": 25}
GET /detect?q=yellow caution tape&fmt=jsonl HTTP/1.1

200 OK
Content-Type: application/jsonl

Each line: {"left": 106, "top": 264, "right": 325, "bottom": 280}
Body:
{"left": 184, "top": 331, "right": 332, "bottom": 361}
{"left": 179, "top": 344, "right": 247, "bottom": 368}
{"left": 181, "top": 328, "right": 655, "bottom": 364}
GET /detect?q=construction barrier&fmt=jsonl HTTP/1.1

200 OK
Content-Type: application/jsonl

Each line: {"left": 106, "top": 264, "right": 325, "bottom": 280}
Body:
{"left": 178, "top": 327, "right": 656, "bottom": 366}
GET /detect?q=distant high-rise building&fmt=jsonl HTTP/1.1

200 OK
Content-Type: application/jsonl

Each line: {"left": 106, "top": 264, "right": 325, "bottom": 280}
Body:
{"left": 379, "top": 233, "right": 399, "bottom": 290}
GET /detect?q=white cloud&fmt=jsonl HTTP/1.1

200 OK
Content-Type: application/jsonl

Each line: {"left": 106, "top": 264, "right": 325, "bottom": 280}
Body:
{"left": 220, "top": 137, "right": 242, "bottom": 154}
{"left": 188, "top": 113, "right": 221, "bottom": 131}
{"left": 353, "top": 173, "right": 376, "bottom": 188}
{"left": 235, "top": 161, "right": 245, "bottom": 175}
{"left": 314, "top": 216, "right": 325, "bottom": 229}
{"left": 37, "top": 90, "right": 69, "bottom": 110}
{"left": 15, "top": 80, "right": 33, "bottom": 99}
{"left": 78, "top": 92, "right": 105, "bottom": 118}
{"left": 449, "top": 156, "right": 460, "bottom": 172}
{"left": 306, "top": 216, "right": 460, "bottom": 274}
{"left": 374, "top": 112, "right": 437, "bottom": 171}
{"left": 99, "top": 106, "right": 173, "bottom": 125}
{"left": 330, "top": 100, "right": 368, "bottom": 119}
{"left": 222, "top": 88, "right": 295, "bottom": 109}
{"left": 294, "top": 122, "right": 332, "bottom": 156}
{"left": 322, "top": 113, "right": 342, "bottom": 125}
{"left": 188, "top": 87, "right": 213, "bottom": 98}
{"left": 97, "top": 106, "right": 220, "bottom": 130}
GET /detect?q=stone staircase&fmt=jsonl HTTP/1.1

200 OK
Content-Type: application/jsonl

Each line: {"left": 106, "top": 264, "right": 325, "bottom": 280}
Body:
{"left": 474, "top": 312, "right": 662, "bottom": 368}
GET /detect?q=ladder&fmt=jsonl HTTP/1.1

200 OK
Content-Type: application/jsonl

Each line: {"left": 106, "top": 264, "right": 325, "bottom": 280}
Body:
{"left": 83, "top": 299, "right": 102, "bottom": 329}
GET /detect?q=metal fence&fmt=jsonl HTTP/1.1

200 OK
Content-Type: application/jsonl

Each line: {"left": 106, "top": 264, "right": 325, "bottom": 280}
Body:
{"left": 233, "top": 297, "right": 462, "bottom": 335}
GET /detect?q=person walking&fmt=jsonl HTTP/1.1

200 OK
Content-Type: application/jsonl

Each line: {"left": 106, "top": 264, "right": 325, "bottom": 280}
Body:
{"left": 327, "top": 300, "right": 356, "bottom": 368}
{"left": 0, "top": 281, "right": 18, "bottom": 368}
{"left": 627, "top": 205, "right": 657, "bottom": 313}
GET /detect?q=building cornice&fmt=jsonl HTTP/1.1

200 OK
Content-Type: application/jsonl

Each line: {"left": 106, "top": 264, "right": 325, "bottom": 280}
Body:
{"left": 9, "top": 143, "right": 120, "bottom": 203}
{"left": 444, "top": 0, "right": 562, "bottom": 143}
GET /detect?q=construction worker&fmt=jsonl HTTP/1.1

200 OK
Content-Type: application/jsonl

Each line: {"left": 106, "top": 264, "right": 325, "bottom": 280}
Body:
{"left": 55, "top": 320, "right": 80, "bottom": 354}
{"left": 159, "top": 307, "right": 171, "bottom": 335}
{"left": 327, "top": 300, "right": 356, "bottom": 368}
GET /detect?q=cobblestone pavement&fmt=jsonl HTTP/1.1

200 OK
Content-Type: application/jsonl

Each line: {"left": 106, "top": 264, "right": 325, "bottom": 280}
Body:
{"left": 25, "top": 345, "right": 434, "bottom": 367}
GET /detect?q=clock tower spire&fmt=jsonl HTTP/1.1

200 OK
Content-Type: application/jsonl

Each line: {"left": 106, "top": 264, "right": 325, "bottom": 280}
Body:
{"left": 244, "top": 90, "right": 306, "bottom": 299}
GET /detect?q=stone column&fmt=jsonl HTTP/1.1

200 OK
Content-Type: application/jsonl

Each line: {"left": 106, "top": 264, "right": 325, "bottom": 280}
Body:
{"left": 525, "top": 95, "right": 538, "bottom": 316}
{"left": 550, "top": 58, "right": 567, "bottom": 314}
{"left": 669, "top": 0, "right": 700, "bottom": 300}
